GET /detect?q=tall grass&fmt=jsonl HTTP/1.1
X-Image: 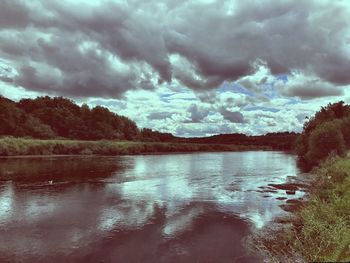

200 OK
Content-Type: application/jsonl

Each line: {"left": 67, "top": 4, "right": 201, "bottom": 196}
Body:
{"left": 257, "top": 155, "right": 350, "bottom": 262}
{"left": 0, "top": 137, "right": 270, "bottom": 156}
{"left": 290, "top": 156, "right": 350, "bottom": 262}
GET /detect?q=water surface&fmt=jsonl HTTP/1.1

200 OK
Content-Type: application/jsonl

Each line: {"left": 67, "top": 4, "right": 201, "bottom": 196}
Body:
{"left": 0, "top": 151, "right": 302, "bottom": 262}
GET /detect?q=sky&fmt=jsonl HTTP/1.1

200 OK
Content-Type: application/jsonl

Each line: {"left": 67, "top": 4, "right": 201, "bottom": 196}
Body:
{"left": 1, "top": 0, "right": 350, "bottom": 137}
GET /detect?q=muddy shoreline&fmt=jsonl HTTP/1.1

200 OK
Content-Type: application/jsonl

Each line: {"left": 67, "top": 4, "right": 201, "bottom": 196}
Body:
{"left": 249, "top": 172, "right": 316, "bottom": 261}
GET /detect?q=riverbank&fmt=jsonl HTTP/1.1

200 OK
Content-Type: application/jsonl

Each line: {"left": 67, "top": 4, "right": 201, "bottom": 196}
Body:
{"left": 0, "top": 137, "right": 271, "bottom": 156}
{"left": 255, "top": 155, "right": 350, "bottom": 262}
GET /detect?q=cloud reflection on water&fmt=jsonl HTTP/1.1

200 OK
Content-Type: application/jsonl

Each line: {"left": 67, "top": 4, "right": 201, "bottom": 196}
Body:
{"left": 0, "top": 151, "right": 302, "bottom": 261}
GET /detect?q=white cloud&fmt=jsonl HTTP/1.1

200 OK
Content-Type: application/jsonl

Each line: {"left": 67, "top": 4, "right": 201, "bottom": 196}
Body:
{"left": 1, "top": 0, "right": 350, "bottom": 136}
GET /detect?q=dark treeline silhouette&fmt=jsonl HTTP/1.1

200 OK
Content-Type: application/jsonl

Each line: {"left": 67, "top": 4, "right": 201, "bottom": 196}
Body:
{"left": 0, "top": 95, "right": 298, "bottom": 149}
{"left": 295, "top": 101, "right": 350, "bottom": 166}
{"left": 178, "top": 132, "right": 298, "bottom": 150}
{"left": 0, "top": 95, "right": 141, "bottom": 140}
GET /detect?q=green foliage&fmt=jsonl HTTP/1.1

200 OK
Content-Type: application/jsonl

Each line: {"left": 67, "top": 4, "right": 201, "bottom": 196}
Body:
{"left": 295, "top": 101, "right": 350, "bottom": 166}
{"left": 0, "top": 137, "right": 269, "bottom": 156}
{"left": 140, "top": 128, "right": 175, "bottom": 142}
{"left": 0, "top": 97, "right": 22, "bottom": 135}
{"left": 0, "top": 96, "right": 56, "bottom": 138}
{"left": 305, "top": 121, "right": 346, "bottom": 165}
{"left": 294, "top": 133, "right": 308, "bottom": 157}
{"left": 0, "top": 95, "right": 140, "bottom": 140}
{"left": 257, "top": 156, "right": 350, "bottom": 262}
{"left": 340, "top": 117, "right": 350, "bottom": 148}
{"left": 290, "top": 157, "right": 350, "bottom": 262}
{"left": 290, "top": 101, "right": 350, "bottom": 260}
{"left": 21, "top": 115, "right": 56, "bottom": 139}
{"left": 1, "top": 95, "right": 298, "bottom": 148}
{"left": 178, "top": 132, "right": 298, "bottom": 150}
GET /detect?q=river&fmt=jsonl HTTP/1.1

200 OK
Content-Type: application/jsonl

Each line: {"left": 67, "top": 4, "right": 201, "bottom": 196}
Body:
{"left": 0, "top": 151, "right": 304, "bottom": 262}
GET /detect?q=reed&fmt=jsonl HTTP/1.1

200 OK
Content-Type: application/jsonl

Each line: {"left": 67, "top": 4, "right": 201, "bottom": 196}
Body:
{"left": 0, "top": 137, "right": 270, "bottom": 156}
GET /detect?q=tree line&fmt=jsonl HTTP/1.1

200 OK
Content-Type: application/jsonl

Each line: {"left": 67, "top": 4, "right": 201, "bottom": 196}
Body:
{"left": 180, "top": 132, "right": 298, "bottom": 150}
{"left": 0, "top": 95, "right": 299, "bottom": 149}
{"left": 295, "top": 101, "right": 350, "bottom": 166}
{"left": 0, "top": 95, "right": 157, "bottom": 140}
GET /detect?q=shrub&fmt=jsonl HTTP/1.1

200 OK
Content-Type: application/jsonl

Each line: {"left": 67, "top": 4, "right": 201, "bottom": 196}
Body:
{"left": 295, "top": 102, "right": 350, "bottom": 167}
{"left": 305, "top": 121, "right": 346, "bottom": 165}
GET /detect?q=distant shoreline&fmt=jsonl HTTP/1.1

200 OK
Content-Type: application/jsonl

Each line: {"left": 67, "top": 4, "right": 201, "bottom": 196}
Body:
{"left": 0, "top": 137, "right": 273, "bottom": 157}
{"left": 0, "top": 150, "right": 278, "bottom": 159}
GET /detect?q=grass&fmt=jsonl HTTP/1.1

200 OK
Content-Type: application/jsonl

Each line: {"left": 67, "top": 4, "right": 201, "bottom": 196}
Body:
{"left": 291, "top": 156, "right": 350, "bottom": 262}
{"left": 256, "top": 155, "right": 350, "bottom": 262}
{"left": 0, "top": 137, "right": 271, "bottom": 156}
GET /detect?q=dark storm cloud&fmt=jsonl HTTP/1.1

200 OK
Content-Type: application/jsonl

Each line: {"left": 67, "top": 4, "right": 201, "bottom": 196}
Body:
{"left": 280, "top": 78, "right": 344, "bottom": 99}
{"left": 283, "top": 85, "right": 343, "bottom": 99}
{"left": 1, "top": 28, "right": 141, "bottom": 97}
{"left": 1, "top": 0, "right": 350, "bottom": 98}
{"left": 0, "top": 0, "right": 30, "bottom": 29}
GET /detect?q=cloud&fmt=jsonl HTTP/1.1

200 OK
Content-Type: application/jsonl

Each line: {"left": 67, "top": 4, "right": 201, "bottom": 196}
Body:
{"left": 2, "top": 0, "right": 350, "bottom": 137}
{"left": 148, "top": 111, "right": 174, "bottom": 120}
{"left": 219, "top": 107, "right": 246, "bottom": 123}
{"left": 0, "top": 0, "right": 350, "bottom": 99}
{"left": 277, "top": 73, "right": 344, "bottom": 99}
{"left": 187, "top": 103, "right": 210, "bottom": 123}
{"left": 175, "top": 123, "right": 236, "bottom": 137}
{"left": 0, "top": 0, "right": 30, "bottom": 29}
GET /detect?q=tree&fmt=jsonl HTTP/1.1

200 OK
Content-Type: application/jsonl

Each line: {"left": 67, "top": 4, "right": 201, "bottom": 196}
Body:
{"left": 295, "top": 101, "right": 350, "bottom": 166}
{"left": 305, "top": 121, "right": 346, "bottom": 165}
{"left": 0, "top": 98, "right": 22, "bottom": 135}
{"left": 22, "top": 116, "right": 56, "bottom": 139}
{"left": 1, "top": 95, "right": 142, "bottom": 140}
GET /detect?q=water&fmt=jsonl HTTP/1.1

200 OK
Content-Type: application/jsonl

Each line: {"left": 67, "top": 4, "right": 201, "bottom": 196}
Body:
{"left": 0, "top": 151, "right": 302, "bottom": 262}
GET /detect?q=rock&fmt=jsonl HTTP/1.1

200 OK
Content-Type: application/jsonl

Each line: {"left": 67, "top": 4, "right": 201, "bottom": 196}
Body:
{"left": 276, "top": 197, "right": 287, "bottom": 200}
{"left": 261, "top": 189, "right": 279, "bottom": 193}
{"left": 279, "top": 200, "right": 305, "bottom": 212}
{"left": 286, "top": 199, "right": 303, "bottom": 205}
{"left": 279, "top": 204, "right": 296, "bottom": 212}
{"left": 268, "top": 183, "right": 298, "bottom": 191}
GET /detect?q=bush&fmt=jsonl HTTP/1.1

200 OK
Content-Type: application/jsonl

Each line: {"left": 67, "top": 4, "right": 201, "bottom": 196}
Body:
{"left": 305, "top": 121, "right": 346, "bottom": 165}
{"left": 340, "top": 117, "right": 350, "bottom": 148}
{"left": 295, "top": 101, "right": 350, "bottom": 167}
{"left": 291, "top": 157, "right": 350, "bottom": 262}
